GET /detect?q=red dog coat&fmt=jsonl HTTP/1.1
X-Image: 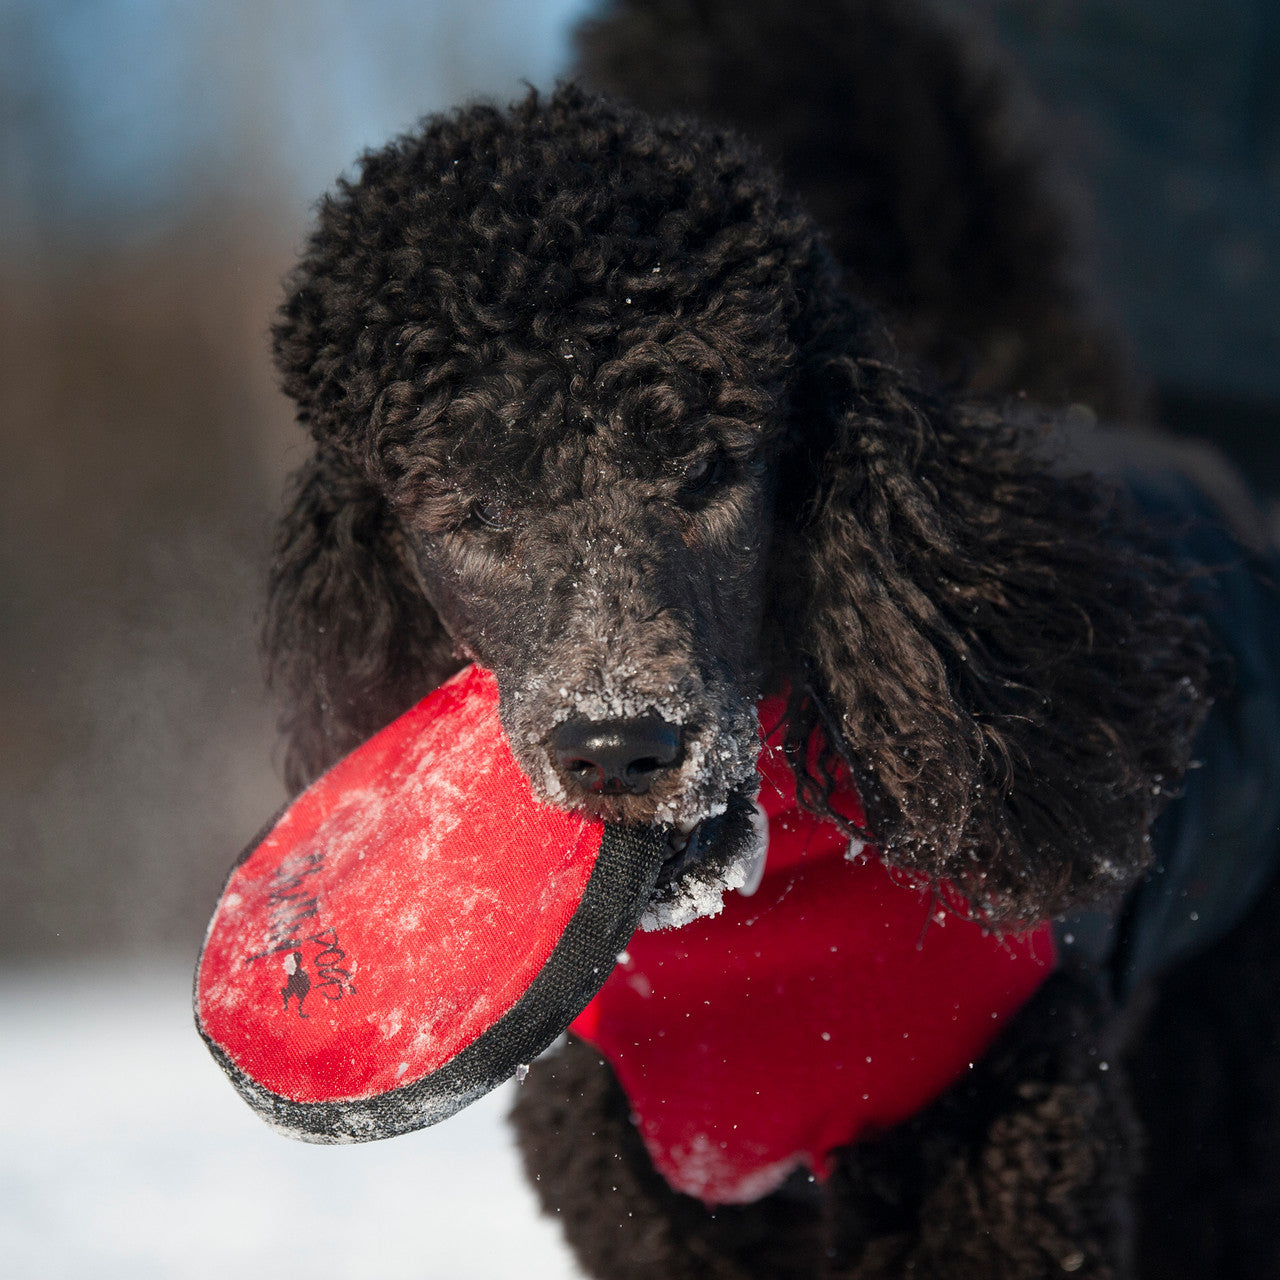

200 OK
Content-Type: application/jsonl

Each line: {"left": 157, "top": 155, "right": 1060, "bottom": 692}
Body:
{"left": 571, "top": 695, "right": 1055, "bottom": 1204}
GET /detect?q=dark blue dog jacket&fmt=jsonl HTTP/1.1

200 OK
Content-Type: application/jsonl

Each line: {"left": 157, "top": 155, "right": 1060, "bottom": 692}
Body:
{"left": 1059, "top": 457, "right": 1280, "bottom": 997}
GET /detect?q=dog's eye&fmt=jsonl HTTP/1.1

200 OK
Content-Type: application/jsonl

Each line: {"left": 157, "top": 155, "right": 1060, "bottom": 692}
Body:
{"left": 680, "top": 454, "right": 729, "bottom": 499}
{"left": 469, "top": 497, "right": 513, "bottom": 532}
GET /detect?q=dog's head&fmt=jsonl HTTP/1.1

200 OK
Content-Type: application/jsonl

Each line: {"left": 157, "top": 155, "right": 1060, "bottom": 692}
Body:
{"left": 269, "top": 87, "right": 837, "bottom": 898}
{"left": 268, "top": 87, "right": 1212, "bottom": 926}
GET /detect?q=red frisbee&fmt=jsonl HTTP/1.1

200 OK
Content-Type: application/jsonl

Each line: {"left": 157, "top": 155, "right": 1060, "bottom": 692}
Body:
{"left": 195, "top": 665, "right": 667, "bottom": 1143}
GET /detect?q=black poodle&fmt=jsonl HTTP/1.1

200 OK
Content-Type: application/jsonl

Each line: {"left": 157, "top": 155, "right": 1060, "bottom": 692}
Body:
{"left": 262, "top": 3, "right": 1280, "bottom": 1275}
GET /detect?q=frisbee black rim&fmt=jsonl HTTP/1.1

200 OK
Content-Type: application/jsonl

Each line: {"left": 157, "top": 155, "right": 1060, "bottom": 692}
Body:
{"left": 195, "top": 822, "right": 668, "bottom": 1143}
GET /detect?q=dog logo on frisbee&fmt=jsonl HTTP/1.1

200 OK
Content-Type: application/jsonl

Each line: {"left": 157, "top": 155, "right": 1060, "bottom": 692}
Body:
{"left": 281, "top": 950, "right": 312, "bottom": 1018}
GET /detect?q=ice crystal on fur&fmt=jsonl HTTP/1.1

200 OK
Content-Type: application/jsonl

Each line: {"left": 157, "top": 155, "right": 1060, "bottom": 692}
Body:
{"left": 640, "top": 788, "right": 764, "bottom": 930}
{"left": 639, "top": 843, "right": 750, "bottom": 931}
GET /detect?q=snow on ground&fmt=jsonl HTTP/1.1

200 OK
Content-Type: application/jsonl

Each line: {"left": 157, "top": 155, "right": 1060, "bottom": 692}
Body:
{"left": 0, "top": 960, "right": 584, "bottom": 1280}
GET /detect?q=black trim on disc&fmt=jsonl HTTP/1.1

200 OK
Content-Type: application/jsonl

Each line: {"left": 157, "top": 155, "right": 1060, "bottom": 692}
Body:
{"left": 195, "top": 824, "right": 669, "bottom": 1143}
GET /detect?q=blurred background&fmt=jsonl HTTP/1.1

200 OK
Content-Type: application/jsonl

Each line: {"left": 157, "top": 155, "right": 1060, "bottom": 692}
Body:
{"left": 1, "top": 0, "right": 1277, "bottom": 1275}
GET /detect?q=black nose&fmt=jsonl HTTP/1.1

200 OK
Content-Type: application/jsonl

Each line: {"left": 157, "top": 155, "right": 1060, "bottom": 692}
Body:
{"left": 551, "top": 715, "right": 683, "bottom": 796}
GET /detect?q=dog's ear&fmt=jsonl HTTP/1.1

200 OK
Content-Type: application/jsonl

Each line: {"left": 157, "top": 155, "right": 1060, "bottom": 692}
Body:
{"left": 771, "top": 343, "right": 1211, "bottom": 924}
{"left": 264, "top": 449, "right": 458, "bottom": 794}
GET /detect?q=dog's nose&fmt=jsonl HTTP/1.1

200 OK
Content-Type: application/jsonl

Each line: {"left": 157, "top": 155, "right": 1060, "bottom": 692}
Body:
{"left": 551, "top": 715, "right": 683, "bottom": 796}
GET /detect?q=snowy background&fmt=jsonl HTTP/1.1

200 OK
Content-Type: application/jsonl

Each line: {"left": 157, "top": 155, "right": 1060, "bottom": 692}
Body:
{"left": 2, "top": 2, "right": 595, "bottom": 1275}
{"left": 2, "top": 1, "right": 1277, "bottom": 1276}
{"left": 1, "top": 963, "right": 583, "bottom": 1278}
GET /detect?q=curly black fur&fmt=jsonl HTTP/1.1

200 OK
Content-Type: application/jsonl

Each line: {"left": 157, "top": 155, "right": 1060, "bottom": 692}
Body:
{"left": 268, "top": 82, "right": 1208, "bottom": 921}
{"left": 264, "top": 450, "right": 457, "bottom": 789}
{"left": 574, "top": 0, "right": 1141, "bottom": 415}
{"left": 261, "top": 8, "right": 1240, "bottom": 1277}
{"left": 771, "top": 366, "right": 1211, "bottom": 924}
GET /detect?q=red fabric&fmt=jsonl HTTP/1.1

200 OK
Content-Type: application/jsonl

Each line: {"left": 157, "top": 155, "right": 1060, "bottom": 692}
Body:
{"left": 571, "top": 696, "right": 1056, "bottom": 1205}
{"left": 198, "top": 665, "right": 604, "bottom": 1102}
